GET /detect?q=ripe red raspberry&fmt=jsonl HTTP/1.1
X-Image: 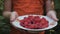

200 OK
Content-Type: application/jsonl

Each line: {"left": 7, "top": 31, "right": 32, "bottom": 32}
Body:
{"left": 20, "top": 16, "right": 49, "bottom": 29}
{"left": 20, "top": 23, "right": 25, "bottom": 27}
{"left": 25, "top": 26, "right": 29, "bottom": 28}
{"left": 41, "top": 23, "right": 48, "bottom": 28}
{"left": 24, "top": 22, "right": 29, "bottom": 25}
{"left": 28, "top": 24, "right": 36, "bottom": 29}
{"left": 34, "top": 16, "right": 40, "bottom": 18}
{"left": 20, "top": 20, "right": 24, "bottom": 23}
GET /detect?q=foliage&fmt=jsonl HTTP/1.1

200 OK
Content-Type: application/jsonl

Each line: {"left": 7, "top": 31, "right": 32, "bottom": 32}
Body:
{"left": 0, "top": 0, "right": 4, "bottom": 15}
{"left": 0, "top": 0, "right": 10, "bottom": 34}
{"left": 0, "top": 0, "right": 60, "bottom": 34}
{"left": 0, "top": 15, "right": 11, "bottom": 34}
{"left": 54, "top": 0, "right": 60, "bottom": 9}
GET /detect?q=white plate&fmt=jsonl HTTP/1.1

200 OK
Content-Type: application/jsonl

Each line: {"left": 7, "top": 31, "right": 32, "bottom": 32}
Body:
{"left": 12, "top": 15, "right": 58, "bottom": 31}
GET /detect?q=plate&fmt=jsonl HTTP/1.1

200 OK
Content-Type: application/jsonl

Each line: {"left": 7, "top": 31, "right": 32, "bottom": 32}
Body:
{"left": 12, "top": 15, "right": 58, "bottom": 31}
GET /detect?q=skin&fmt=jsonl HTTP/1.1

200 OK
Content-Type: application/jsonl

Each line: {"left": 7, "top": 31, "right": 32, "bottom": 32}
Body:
{"left": 3, "top": 0, "right": 58, "bottom": 21}
{"left": 3, "top": 0, "right": 11, "bottom": 18}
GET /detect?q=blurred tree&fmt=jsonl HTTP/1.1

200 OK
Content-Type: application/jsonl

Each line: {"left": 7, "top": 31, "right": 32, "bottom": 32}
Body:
{"left": 0, "top": 0, "right": 4, "bottom": 15}
{"left": 0, "top": 0, "right": 11, "bottom": 34}
{"left": 54, "top": 0, "right": 60, "bottom": 9}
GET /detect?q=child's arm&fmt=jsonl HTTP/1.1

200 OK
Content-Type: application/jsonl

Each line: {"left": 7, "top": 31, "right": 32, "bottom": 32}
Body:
{"left": 3, "top": 0, "right": 11, "bottom": 18}
{"left": 46, "top": 0, "right": 58, "bottom": 21}
{"left": 4, "top": 0, "right": 11, "bottom": 11}
{"left": 46, "top": 0, "right": 54, "bottom": 12}
{"left": 3, "top": 0, "right": 18, "bottom": 22}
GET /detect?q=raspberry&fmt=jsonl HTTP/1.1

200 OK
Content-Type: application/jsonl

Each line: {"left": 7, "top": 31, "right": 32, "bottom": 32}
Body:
{"left": 24, "top": 22, "right": 29, "bottom": 25}
{"left": 34, "top": 16, "right": 40, "bottom": 18}
{"left": 41, "top": 24, "right": 48, "bottom": 28}
{"left": 20, "top": 23, "right": 25, "bottom": 27}
{"left": 25, "top": 26, "right": 29, "bottom": 28}
{"left": 20, "top": 16, "right": 49, "bottom": 29}
{"left": 20, "top": 20, "right": 24, "bottom": 23}
{"left": 29, "top": 24, "right": 36, "bottom": 29}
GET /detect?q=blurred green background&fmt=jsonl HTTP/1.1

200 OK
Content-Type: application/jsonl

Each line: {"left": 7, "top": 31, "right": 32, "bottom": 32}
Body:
{"left": 0, "top": 0, "right": 11, "bottom": 34}
{"left": 0, "top": 0, "right": 60, "bottom": 34}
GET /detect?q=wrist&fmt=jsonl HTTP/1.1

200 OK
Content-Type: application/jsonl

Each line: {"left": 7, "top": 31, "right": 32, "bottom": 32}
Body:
{"left": 3, "top": 11, "right": 11, "bottom": 18}
{"left": 47, "top": 10, "right": 56, "bottom": 14}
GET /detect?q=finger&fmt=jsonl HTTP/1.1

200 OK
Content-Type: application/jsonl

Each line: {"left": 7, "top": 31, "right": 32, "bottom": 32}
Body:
{"left": 10, "top": 12, "right": 16, "bottom": 22}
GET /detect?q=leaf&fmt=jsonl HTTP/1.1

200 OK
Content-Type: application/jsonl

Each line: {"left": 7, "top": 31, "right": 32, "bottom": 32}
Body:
{"left": 0, "top": 16, "right": 4, "bottom": 20}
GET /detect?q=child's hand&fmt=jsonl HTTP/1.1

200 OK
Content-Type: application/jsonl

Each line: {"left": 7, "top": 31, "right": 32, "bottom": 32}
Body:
{"left": 3, "top": 11, "right": 11, "bottom": 18}
{"left": 47, "top": 10, "right": 59, "bottom": 21}
{"left": 10, "top": 11, "right": 18, "bottom": 22}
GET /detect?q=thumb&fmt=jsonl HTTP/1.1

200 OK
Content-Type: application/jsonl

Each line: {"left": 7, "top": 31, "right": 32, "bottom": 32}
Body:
{"left": 51, "top": 14, "right": 59, "bottom": 21}
{"left": 10, "top": 11, "right": 18, "bottom": 22}
{"left": 51, "top": 16, "right": 58, "bottom": 21}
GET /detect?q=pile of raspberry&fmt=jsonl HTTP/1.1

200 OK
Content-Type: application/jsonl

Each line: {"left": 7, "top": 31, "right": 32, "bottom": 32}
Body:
{"left": 20, "top": 16, "right": 49, "bottom": 29}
